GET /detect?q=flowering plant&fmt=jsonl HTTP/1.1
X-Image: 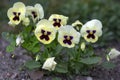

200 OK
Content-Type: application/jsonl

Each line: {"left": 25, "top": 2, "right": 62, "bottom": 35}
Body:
{"left": 2, "top": 2, "right": 120, "bottom": 77}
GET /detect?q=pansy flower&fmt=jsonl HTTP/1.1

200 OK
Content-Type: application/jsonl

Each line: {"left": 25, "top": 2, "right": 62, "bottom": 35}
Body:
{"left": 42, "top": 57, "right": 57, "bottom": 71}
{"left": 49, "top": 14, "right": 68, "bottom": 30}
{"left": 7, "top": 2, "right": 26, "bottom": 26}
{"left": 72, "top": 20, "right": 83, "bottom": 31}
{"left": 58, "top": 25, "right": 80, "bottom": 48}
{"left": 26, "top": 3, "right": 44, "bottom": 23}
{"left": 107, "top": 48, "right": 120, "bottom": 61}
{"left": 80, "top": 19, "right": 102, "bottom": 43}
{"left": 34, "top": 19, "right": 57, "bottom": 44}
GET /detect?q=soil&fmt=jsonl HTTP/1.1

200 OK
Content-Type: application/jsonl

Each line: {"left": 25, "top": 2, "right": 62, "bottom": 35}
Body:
{"left": 0, "top": 37, "right": 120, "bottom": 80}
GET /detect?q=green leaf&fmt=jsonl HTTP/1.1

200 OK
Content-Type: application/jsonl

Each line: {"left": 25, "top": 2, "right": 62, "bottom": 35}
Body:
{"left": 102, "top": 62, "right": 116, "bottom": 69}
{"left": 55, "top": 63, "right": 68, "bottom": 73}
{"left": 80, "top": 57, "right": 102, "bottom": 64}
{"left": 22, "top": 41, "right": 40, "bottom": 53}
{"left": 6, "top": 45, "right": 15, "bottom": 53}
{"left": 2, "top": 32, "right": 15, "bottom": 42}
{"left": 31, "top": 47, "right": 40, "bottom": 53}
{"left": 24, "top": 60, "right": 41, "bottom": 70}
{"left": 6, "top": 41, "right": 16, "bottom": 53}
{"left": 2, "top": 32, "right": 9, "bottom": 40}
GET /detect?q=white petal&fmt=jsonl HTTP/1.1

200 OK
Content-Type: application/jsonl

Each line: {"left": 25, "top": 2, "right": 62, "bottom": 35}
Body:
{"left": 16, "top": 35, "right": 24, "bottom": 46}
{"left": 108, "top": 48, "right": 120, "bottom": 59}
{"left": 80, "top": 19, "right": 102, "bottom": 36}
{"left": 42, "top": 57, "right": 57, "bottom": 71}
{"left": 35, "top": 3, "right": 44, "bottom": 19}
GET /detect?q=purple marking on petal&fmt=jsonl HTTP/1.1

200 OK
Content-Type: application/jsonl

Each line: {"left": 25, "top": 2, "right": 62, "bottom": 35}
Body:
{"left": 86, "top": 30, "right": 90, "bottom": 33}
{"left": 93, "top": 30, "right": 96, "bottom": 33}
{"left": 47, "top": 31, "right": 51, "bottom": 35}
{"left": 64, "top": 35, "right": 67, "bottom": 39}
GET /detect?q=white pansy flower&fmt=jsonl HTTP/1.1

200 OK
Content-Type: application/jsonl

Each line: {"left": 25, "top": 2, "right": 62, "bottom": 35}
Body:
{"left": 34, "top": 19, "right": 57, "bottom": 44}
{"left": 80, "top": 19, "right": 102, "bottom": 43}
{"left": 49, "top": 14, "right": 68, "bottom": 30}
{"left": 7, "top": 2, "right": 26, "bottom": 26}
{"left": 107, "top": 48, "right": 120, "bottom": 60}
{"left": 26, "top": 3, "right": 44, "bottom": 23}
{"left": 16, "top": 35, "right": 24, "bottom": 46}
{"left": 42, "top": 57, "right": 57, "bottom": 71}
{"left": 58, "top": 25, "right": 80, "bottom": 48}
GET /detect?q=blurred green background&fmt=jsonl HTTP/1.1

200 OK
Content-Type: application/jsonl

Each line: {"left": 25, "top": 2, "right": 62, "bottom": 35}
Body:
{"left": 0, "top": 0, "right": 120, "bottom": 43}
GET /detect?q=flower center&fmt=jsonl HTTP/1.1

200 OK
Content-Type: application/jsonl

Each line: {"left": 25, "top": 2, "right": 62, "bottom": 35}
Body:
{"left": 31, "top": 11, "right": 37, "bottom": 19}
{"left": 63, "top": 35, "right": 73, "bottom": 45}
{"left": 13, "top": 12, "right": 21, "bottom": 21}
{"left": 39, "top": 29, "right": 51, "bottom": 41}
{"left": 53, "top": 18, "right": 61, "bottom": 27}
{"left": 86, "top": 30, "right": 96, "bottom": 39}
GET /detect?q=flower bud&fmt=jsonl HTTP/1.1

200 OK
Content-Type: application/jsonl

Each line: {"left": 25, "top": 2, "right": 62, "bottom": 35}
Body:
{"left": 42, "top": 57, "right": 57, "bottom": 71}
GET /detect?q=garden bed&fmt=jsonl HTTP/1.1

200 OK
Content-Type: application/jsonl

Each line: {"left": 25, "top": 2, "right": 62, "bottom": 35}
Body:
{"left": 0, "top": 37, "right": 120, "bottom": 80}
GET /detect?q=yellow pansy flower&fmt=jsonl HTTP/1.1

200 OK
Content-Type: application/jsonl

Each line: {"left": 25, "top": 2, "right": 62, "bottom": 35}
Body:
{"left": 49, "top": 14, "right": 68, "bottom": 30}
{"left": 7, "top": 2, "right": 26, "bottom": 26}
{"left": 72, "top": 20, "right": 83, "bottom": 31}
{"left": 34, "top": 19, "right": 57, "bottom": 44}
{"left": 26, "top": 3, "right": 44, "bottom": 23}
{"left": 80, "top": 19, "right": 102, "bottom": 43}
{"left": 58, "top": 25, "right": 80, "bottom": 48}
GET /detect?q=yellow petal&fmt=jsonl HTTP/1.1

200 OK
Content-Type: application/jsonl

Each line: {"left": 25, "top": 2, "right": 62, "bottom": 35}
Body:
{"left": 72, "top": 20, "right": 83, "bottom": 27}
{"left": 84, "top": 34, "right": 98, "bottom": 43}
